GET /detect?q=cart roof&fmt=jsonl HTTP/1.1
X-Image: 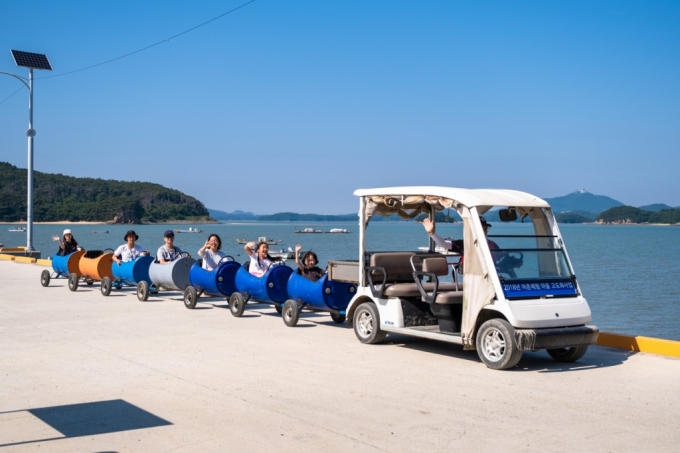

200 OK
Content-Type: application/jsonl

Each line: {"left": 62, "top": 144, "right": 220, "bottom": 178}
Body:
{"left": 354, "top": 186, "right": 550, "bottom": 209}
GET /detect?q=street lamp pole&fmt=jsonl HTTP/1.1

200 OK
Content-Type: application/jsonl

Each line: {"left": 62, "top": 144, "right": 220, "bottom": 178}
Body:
{"left": 26, "top": 68, "right": 35, "bottom": 251}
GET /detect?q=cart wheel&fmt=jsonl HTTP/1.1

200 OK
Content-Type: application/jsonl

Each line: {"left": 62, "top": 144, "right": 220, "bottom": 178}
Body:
{"left": 68, "top": 273, "right": 79, "bottom": 292}
{"left": 275, "top": 305, "right": 283, "bottom": 315}
{"left": 229, "top": 292, "right": 245, "bottom": 317}
{"left": 330, "top": 313, "right": 346, "bottom": 324}
{"left": 282, "top": 300, "right": 300, "bottom": 327}
{"left": 184, "top": 286, "right": 198, "bottom": 309}
{"left": 547, "top": 345, "right": 589, "bottom": 363}
{"left": 353, "top": 302, "right": 386, "bottom": 344}
{"left": 86, "top": 279, "right": 94, "bottom": 286}
{"left": 101, "top": 277, "right": 112, "bottom": 297}
{"left": 137, "top": 281, "right": 150, "bottom": 302}
{"left": 40, "top": 270, "right": 50, "bottom": 287}
{"left": 476, "top": 319, "right": 523, "bottom": 370}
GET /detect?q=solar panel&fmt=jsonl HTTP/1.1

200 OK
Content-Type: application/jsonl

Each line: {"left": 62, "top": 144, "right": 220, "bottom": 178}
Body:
{"left": 11, "top": 50, "right": 52, "bottom": 70}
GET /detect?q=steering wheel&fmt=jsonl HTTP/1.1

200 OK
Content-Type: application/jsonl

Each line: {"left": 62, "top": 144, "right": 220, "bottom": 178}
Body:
{"left": 219, "top": 255, "right": 235, "bottom": 263}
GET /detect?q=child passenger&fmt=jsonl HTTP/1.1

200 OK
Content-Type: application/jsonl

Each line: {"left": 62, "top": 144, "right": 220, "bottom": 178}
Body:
{"left": 198, "top": 234, "right": 225, "bottom": 271}
{"left": 52, "top": 229, "right": 84, "bottom": 256}
{"left": 113, "top": 230, "right": 148, "bottom": 265}
{"left": 294, "top": 244, "right": 325, "bottom": 282}
{"left": 244, "top": 241, "right": 281, "bottom": 277}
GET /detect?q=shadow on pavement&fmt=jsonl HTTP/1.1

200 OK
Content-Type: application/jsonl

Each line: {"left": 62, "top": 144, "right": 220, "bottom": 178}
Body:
{"left": 0, "top": 399, "right": 171, "bottom": 448}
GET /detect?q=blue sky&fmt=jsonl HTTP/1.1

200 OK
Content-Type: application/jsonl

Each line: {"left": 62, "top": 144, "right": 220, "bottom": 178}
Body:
{"left": 1, "top": 0, "right": 678, "bottom": 213}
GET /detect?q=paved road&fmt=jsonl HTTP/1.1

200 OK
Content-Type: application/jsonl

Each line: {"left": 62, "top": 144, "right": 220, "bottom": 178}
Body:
{"left": 1, "top": 261, "right": 678, "bottom": 452}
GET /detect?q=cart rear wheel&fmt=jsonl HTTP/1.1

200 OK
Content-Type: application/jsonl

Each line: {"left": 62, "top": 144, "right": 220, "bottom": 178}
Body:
{"left": 330, "top": 313, "right": 346, "bottom": 324}
{"left": 353, "top": 302, "right": 386, "bottom": 344}
{"left": 101, "top": 277, "right": 112, "bottom": 296}
{"left": 40, "top": 270, "right": 50, "bottom": 287}
{"left": 547, "top": 345, "right": 589, "bottom": 362}
{"left": 229, "top": 292, "right": 245, "bottom": 317}
{"left": 275, "top": 305, "right": 283, "bottom": 315}
{"left": 137, "top": 281, "right": 150, "bottom": 302}
{"left": 476, "top": 319, "right": 523, "bottom": 370}
{"left": 282, "top": 300, "right": 300, "bottom": 327}
{"left": 68, "top": 273, "right": 79, "bottom": 292}
{"left": 184, "top": 286, "right": 198, "bottom": 309}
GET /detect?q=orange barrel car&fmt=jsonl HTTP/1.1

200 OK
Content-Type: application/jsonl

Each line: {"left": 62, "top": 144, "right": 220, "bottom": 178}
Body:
{"left": 68, "top": 250, "right": 115, "bottom": 291}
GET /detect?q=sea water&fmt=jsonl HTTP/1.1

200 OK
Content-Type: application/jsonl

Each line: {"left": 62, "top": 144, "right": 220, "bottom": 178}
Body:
{"left": 3, "top": 221, "right": 679, "bottom": 340}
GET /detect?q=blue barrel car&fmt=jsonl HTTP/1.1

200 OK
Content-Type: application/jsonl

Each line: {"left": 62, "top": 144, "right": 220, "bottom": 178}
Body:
{"left": 100, "top": 256, "right": 154, "bottom": 297}
{"left": 280, "top": 272, "right": 357, "bottom": 327}
{"left": 182, "top": 256, "right": 239, "bottom": 309}
{"left": 228, "top": 262, "right": 293, "bottom": 317}
{"left": 137, "top": 255, "right": 196, "bottom": 302}
{"left": 40, "top": 251, "right": 86, "bottom": 287}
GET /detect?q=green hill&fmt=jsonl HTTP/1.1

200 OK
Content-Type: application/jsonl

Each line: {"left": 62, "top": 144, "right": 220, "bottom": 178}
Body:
{"left": 597, "top": 206, "right": 680, "bottom": 224}
{"left": 0, "top": 162, "right": 212, "bottom": 223}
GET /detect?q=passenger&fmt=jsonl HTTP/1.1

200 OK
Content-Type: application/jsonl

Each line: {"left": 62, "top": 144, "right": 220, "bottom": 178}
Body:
{"left": 198, "top": 234, "right": 225, "bottom": 271}
{"left": 113, "top": 230, "right": 148, "bottom": 265}
{"left": 52, "top": 229, "right": 83, "bottom": 256}
{"left": 244, "top": 241, "right": 281, "bottom": 277}
{"left": 294, "top": 244, "right": 325, "bottom": 282}
{"left": 157, "top": 230, "right": 187, "bottom": 264}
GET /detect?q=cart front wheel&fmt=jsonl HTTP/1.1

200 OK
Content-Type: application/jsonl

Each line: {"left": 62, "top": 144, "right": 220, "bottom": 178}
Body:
{"left": 229, "top": 292, "right": 245, "bottom": 317}
{"left": 40, "top": 270, "right": 50, "bottom": 287}
{"left": 353, "top": 302, "right": 386, "bottom": 344}
{"left": 476, "top": 319, "right": 523, "bottom": 370}
{"left": 547, "top": 345, "right": 589, "bottom": 363}
{"left": 330, "top": 313, "right": 346, "bottom": 324}
{"left": 184, "top": 286, "right": 198, "bottom": 309}
{"left": 282, "top": 300, "right": 300, "bottom": 327}
{"left": 68, "top": 273, "right": 79, "bottom": 292}
{"left": 101, "top": 277, "right": 112, "bottom": 296}
{"left": 137, "top": 281, "right": 150, "bottom": 302}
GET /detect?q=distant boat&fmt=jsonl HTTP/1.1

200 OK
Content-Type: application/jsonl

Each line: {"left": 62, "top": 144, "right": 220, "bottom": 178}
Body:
{"left": 8, "top": 227, "right": 26, "bottom": 232}
{"left": 92, "top": 230, "right": 109, "bottom": 234}
{"left": 236, "top": 237, "right": 282, "bottom": 245}
{"left": 174, "top": 227, "right": 202, "bottom": 233}
{"left": 295, "top": 228, "right": 323, "bottom": 233}
{"left": 269, "top": 248, "right": 295, "bottom": 260}
{"left": 327, "top": 228, "right": 350, "bottom": 234}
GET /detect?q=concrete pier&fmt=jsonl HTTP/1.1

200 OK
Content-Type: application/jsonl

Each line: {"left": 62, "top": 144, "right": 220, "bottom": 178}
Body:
{"left": 0, "top": 260, "right": 678, "bottom": 452}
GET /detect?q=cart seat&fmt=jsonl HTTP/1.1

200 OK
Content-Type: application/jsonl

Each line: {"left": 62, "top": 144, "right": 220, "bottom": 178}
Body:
{"left": 414, "top": 257, "right": 464, "bottom": 305}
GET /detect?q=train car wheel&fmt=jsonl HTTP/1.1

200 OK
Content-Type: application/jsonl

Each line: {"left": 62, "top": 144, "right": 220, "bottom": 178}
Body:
{"left": 40, "top": 270, "right": 50, "bottom": 287}
{"left": 275, "top": 305, "right": 283, "bottom": 315}
{"left": 184, "top": 286, "right": 198, "bottom": 309}
{"left": 229, "top": 293, "right": 245, "bottom": 317}
{"left": 101, "top": 277, "right": 112, "bottom": 296}
{"left": 137, "top": 281, "right": 150, "bottom": 302}
{"left": 330, "top": 313, "right": 346, "bottom": 324}
{"left": 86, "top": 279, "right": 94, "bottom": 286}
{"left": 68, "top": 273, "right": 79, "bottom": 292}
{"left": 282, "top": 300, "right": 300, "bottom": 327}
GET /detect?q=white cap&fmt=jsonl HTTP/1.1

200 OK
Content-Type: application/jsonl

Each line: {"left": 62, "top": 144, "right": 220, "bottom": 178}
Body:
{"left": 63, "top": 229, "right": 72, "bottom": 236}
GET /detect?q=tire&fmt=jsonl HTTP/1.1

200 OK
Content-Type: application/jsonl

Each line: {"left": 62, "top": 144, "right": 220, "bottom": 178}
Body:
{"left": 137, "top": 281, "right": 150, "bottom": 302}
{"left": 275, "top": 305, "right": 283, "bottom": 315}
{"left": 282, "top": 300, "right": 300, "bottom": 327}
{"left": 68, "top": 273, "right": 79, "bottom": 292}
{"left": 40, "top": 270, "right": 50, "bottom": 287}
{"left": 330, "top": 313, "right": 346, "bottom": 324}
{"left": 476, "top": 319, "right": 523, "bottom": 370}
{"left": 101, "top": 277, "right": 112, "bottom": 296}
{"left": 547, "top": 345, "right": 589, "bottom": 363}
{"left": 353, "top": 302, "right": 386, "bottom": 344}
{"left": 86, "top": 279, "right": 94, "bottom": 286}
{"left": 229, "top": 292, "right": 245, "bottom": 317}
{"left": 184, "top": 286, "right": 198, "bottom": 309}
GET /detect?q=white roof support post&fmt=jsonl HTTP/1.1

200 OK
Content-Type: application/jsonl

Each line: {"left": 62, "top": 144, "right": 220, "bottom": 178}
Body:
{"left": 358, "top": 196, "right": 366, "bottom": 287}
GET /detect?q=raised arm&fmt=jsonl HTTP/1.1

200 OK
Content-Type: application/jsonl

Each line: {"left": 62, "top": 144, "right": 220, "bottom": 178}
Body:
{"left": 244, "top": 241, "right": 256, "bottom": 257}
{"left": 294, "top": 244, "right": 304, "bottom": 272}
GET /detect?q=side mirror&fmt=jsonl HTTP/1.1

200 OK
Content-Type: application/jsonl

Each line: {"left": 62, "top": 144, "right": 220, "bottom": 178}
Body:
{"left": 499, "top": 208, "right": 518, "bottom": 222}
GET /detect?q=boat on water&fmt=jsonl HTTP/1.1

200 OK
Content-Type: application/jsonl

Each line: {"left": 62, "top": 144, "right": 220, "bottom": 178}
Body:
{"left": 8, "top": 227, "right": 26, "bottom": 232}
{"left": 327, "top": 228, "right": 350, "bottom": 233}
{"left": 92, "top": 230, "right": 109, "bottom": 234}
{"left": 269, "top": 248, "right": 295, "bottom": 260}
{"left": 174, "top": 227, "right": 202, "bottom": 233}
{"left": 235, "top": 237, "right": 282, "bottom": 245}
{"left": 295, "top": 228, "right": 323, "bottom": 233}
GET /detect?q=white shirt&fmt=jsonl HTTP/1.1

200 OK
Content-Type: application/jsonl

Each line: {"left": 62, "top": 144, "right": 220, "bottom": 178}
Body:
{"left": 114, "top": 244, "right": 145, "bottom": 262}
{"left": 247, "top": 250, "right": 272, "bottom": 277}
{"left": 199, "top": 248, "right": 226, "bottom": 271}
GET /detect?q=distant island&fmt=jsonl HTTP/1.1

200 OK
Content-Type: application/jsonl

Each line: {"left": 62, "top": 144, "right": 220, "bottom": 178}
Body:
{"left": 596, "top": 206, "right": 680, "bottom": 225}
{"left": 0, "top": 162, "right": 213, "bottom": 224}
